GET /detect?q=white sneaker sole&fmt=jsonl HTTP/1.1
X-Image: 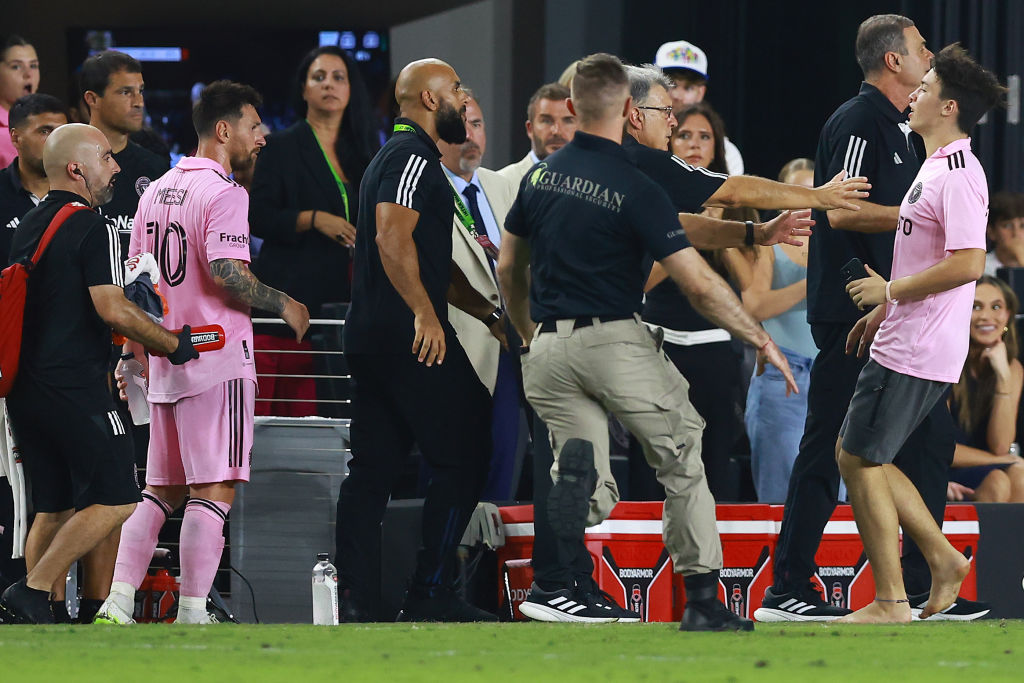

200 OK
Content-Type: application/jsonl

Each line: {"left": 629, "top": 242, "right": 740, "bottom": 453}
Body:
{"left": 911, "top": 607, "right": 990, "bottom": 622}
{"left": 518, "top": 601, "right": 618, "bottom": 623}
{"left": 753, "top": 607, "right": 843, "bottom": 623}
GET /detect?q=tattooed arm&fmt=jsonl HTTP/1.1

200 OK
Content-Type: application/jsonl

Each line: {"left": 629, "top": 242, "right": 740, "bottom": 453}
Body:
{"left": 210, "top": 258, "right": 310, "bottom": 340}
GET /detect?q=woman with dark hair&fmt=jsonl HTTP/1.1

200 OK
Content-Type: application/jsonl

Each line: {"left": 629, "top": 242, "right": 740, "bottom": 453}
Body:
{"left": 248, "top": 46, "right": 380, "bottom": 416}
{"left": 0, "top": 35, "right": 40, "bottom": 168}
{"left": 947, "top": 275, "right": 1024, "bottom": 502}
{"left": 643, "top": 99, "right": 745, "bottom": 500}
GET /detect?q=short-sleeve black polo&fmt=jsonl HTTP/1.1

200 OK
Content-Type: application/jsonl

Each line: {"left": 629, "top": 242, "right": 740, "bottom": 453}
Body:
{"left": 619, "top": 134, "right": 728, "bottom": 330}
{"left": 807, "top": 82, "right": 925, "bottom": 324}
{"left": 621, "top": 134, "right": 726, "bottom": 213}
{"left": 0, "top": 158, "right": 42, "bottom": 267}
{"left": 344, "top": 118, "right": 455, "bottom": 354}
{"left": 504, "top": 131, "right": 691, "bottom": 322}
{"left": 98, "top": 140, "right": 169, "bottom": 254}
{"left": 9, "top": 190, "right": 124, "bottom": 393}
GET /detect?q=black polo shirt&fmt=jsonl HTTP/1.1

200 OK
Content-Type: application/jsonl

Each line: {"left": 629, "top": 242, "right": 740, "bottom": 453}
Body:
{"left": 504, "top": 131, "right": 691, "bottom": 322}
{"left": 98, "top": 140, "right": 169, "bottom": 254}
{"left": 9, "top": 190, "right": 123, "bottom": 394}
{"left": 620, "top": 134, "right": 729, "bottom": 330}
{"left": 344, "top": 117, "right": 455, "bottom": 354}
{"left": 807, "top": 82, "right": 925, "bottom": 324}
{"left": 0, "top": 158, "right": 43, "bottom": 267}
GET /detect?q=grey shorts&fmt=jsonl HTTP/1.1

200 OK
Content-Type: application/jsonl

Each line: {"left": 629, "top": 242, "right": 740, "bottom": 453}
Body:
{"left": 839, "top": 359, "right": 949, "bottom": 464}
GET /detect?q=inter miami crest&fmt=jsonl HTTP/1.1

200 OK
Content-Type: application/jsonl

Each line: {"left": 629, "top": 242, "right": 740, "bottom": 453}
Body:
{"left": 135, "top": 176, "right": 152, "bottom": 197}
{"left": 908, "top": 181, "right": 923, "bottom": 204}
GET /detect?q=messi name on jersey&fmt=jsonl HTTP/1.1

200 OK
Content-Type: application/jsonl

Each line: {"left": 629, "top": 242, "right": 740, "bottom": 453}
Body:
{"left": 529, "top": 163, "right": 625, "bottom": 212}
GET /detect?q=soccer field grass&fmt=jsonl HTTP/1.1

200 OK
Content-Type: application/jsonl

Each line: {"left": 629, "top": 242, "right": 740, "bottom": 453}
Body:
{"left": 1, "top": 621, "right": 1022, "bottom": 682}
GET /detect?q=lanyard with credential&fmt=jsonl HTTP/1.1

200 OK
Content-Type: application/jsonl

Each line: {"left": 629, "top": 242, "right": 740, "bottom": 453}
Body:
{"left": 307, "top": 121, "right": 350, "bottom": 222}
{"left": 393, "top": 123, "right": 499, "bottom": 260}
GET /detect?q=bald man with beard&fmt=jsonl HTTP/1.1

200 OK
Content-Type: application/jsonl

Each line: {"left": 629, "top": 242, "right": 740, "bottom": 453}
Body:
{"left": 337, "top": 60, "right": 504, "bottom": 623}
{"left": 0, "top": 124, "right": 197, "bottom": 624}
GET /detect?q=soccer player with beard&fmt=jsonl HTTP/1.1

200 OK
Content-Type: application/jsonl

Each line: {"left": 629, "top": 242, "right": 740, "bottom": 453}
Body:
{"left": 95, "top": 81, "right": 309, "bottom": 625}
{"left": 337, "top": 59, "right": 503, "bottom": 622}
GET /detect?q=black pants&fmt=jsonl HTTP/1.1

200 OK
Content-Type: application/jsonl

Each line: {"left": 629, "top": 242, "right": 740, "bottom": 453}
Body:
{"left": 662, "top": 341, "right": 744, "bottom": 501}
{"left": 335, "top": 344, "right": 491, "bottom": 599}
{"left": 773, "top": 322, "right": 954, "bottom": 594}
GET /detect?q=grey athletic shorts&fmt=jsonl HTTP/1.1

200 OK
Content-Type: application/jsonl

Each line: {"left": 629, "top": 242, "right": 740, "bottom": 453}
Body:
{"left": 839, "top": 359, "right": 949, "bottom": 464}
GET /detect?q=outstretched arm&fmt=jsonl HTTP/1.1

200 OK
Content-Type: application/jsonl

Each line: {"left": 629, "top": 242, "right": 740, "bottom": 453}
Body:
{"left": 706, "top": 171, "right": 870, "bottom": 212}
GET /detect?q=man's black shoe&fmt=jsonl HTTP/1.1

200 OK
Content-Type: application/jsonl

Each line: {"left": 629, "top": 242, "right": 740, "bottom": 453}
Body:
{"left": 340, "top": 588, "right": 374, "bottom": 623}
{"left": 0, "top": 578, "right": 55, "bottom": 624}
{"left": 753, "top": 584, "right": 850, "bottom": 622}
{"left": 395, "top": 586, "right": 497, "bottom": 623}
{"left": 680, "top": 599, "right": 754, "bottom": 632}
{"left": 518, "top": 582, "right": 619, "bottom": 623}
{"left": 909, "top": 592, "right": 991, "bottom": 621}
{"left": 547, "top": 439, "right": 597, "bottom": 540}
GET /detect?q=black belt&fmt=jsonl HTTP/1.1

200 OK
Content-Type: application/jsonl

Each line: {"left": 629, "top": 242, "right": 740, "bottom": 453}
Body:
{"left": 537, "top": 315, "right": 634, "bottom": 333}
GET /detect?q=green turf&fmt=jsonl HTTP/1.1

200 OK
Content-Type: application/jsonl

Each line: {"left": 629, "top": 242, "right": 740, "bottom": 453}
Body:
{"left": 1, "top": 621, "right": 1022, "bottom": 682}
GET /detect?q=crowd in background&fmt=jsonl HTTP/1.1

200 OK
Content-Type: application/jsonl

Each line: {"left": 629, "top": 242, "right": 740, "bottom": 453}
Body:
{"left": 2, "top": 27, "right": 1023, "bottom": 524}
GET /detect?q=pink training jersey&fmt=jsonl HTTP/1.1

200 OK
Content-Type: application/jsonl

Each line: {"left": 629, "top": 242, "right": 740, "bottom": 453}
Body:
{"left": 130, "top": 156, "right": 256, "bottom": 402}
{"left": 870, "top": 137, "right": 988, "bottom": 383}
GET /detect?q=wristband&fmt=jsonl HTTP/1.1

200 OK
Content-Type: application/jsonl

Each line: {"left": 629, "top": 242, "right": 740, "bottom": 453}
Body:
{"left": 311, "top": 210, "right": 318, "bottom": 231}
{"left": 481, "top": 307, "right": 503, "bottom": 326}
{"left": 744, "top": 220, "right": 755, "bottom": 246}
{"left": 885, "top": 280, "right": 898, "bottom": 305}
{"left": 758, "top": 338, "right": 771, "bottom": 353}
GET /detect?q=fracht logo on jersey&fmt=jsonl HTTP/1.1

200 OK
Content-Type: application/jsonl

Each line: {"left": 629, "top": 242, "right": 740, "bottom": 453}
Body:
{"left": 529, "top": 163, "right": 625, "bottom": 212}
{"left": 219, "top": 233, "right": 249, "bottom": 247}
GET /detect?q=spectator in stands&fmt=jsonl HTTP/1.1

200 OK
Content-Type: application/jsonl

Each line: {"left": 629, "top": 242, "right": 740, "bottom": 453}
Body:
{"left": 655, "top": 40, "right": 743, "bottom": 174}
{"left": 948, "top": 275, "right": 1024, "bottom": 502}
{"left": 497, "top": 83, "right": 576, "bottom": 184}
{"left": 0, "top": 35, "right": 39, "bottom": 169}
{"left": 733, "top": 159, "right": 819, "bottom": 502}
{"left": 248, "top": 46, "right": 379, "bottom": 416}
{"left": 983, "top": 191, "right": 1024, "bottom": 276}
{"left": 644, "top": 99, "right": 743, "bottom": 499}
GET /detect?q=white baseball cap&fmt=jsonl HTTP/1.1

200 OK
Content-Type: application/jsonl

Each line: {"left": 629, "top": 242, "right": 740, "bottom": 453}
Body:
{"left": 654, "top": 40, "right": 709, "bottom": 81}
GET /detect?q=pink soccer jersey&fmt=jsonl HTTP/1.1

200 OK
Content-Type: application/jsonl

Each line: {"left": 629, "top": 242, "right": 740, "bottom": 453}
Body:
{"left": 130, "top": 156, "right": 256, "bottom": 403}
{"left": 870, "top": 137, "right": 988, "bottom": 383}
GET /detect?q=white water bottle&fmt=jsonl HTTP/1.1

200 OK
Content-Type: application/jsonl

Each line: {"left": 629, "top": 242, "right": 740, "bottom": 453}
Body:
{"left": 312, "top": 553, "right": 339, "bottom": 625}
{"left": 120, "top": 353, "right": 150, "bottom": 426}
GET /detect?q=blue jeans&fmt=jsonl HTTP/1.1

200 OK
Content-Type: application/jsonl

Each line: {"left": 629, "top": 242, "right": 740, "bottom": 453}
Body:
{"left": 745, "top": 347, "right": 817, "bottom": 503}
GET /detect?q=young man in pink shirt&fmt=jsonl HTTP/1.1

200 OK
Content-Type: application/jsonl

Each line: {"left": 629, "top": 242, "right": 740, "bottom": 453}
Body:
{"left": 96, "top": 81, "right": 309, "bottom": 625}
{"left": 842, "top": 44, "right": 1005, "bottom": 624}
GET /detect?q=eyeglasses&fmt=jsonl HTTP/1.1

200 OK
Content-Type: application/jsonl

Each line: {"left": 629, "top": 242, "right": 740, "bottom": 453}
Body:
{"left": 637, "top": 105, "right": 674, "bottom": 117}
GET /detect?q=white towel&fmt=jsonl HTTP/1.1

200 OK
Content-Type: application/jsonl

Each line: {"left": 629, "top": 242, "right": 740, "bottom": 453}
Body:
{"left": 0, "top": 399, "right": 26, "bottom": 559}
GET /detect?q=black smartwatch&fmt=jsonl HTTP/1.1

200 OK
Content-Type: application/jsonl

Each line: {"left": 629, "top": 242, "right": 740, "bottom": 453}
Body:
{"left": 744, "top": 220, "right": 756, "bottom": 246}
{"left": 481, "top": 307, "right": 503, "bottom": 326}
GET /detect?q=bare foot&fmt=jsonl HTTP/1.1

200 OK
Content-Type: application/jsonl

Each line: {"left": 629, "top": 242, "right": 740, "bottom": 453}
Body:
{"left": 921, "top": 551, "right": 970, "bottom": 619}
{"left": 836, "top": 600, "right": 911, "bottom": 624}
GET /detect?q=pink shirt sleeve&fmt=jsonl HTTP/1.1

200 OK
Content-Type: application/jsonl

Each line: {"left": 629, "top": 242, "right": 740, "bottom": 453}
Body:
{"left": 940, "top": 173, "right": 988, "bottom": 252}
{"left": 204, "top": 185, "right": 252, "bottom": 263}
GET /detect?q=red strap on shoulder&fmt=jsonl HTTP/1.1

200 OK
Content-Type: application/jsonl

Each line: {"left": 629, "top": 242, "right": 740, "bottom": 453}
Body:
{"left": 28, "top": 202, "right": 92, "bottom": 266}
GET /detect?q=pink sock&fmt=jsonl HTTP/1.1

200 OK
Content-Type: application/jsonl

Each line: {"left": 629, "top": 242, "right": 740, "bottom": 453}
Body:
{"left": 113, "top": 491, "right": 172, "bottom": 588}
{"left": 179, "top": 498, "right": 229, "bottom": 598}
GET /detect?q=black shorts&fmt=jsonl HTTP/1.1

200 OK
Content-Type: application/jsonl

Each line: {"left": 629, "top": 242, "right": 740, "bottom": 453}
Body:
{"left": 6, "top": 382, "right": 142, "bottom": 512}
{"left": 839, "top": 360, "right": 949, "bottom": 465}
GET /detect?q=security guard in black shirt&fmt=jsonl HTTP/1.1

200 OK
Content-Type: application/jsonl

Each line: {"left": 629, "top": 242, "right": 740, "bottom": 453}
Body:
{"left": 339, "top": 59, "right": 505, "bottom": 623}
{"left": 756, "top": 15, "right": 987, "bottom": 622}
{"left": 0, "top": 123, "right": 196, "bottom": 624}
{"left": 499, "top": 53, "right": 797, "bottom": 631}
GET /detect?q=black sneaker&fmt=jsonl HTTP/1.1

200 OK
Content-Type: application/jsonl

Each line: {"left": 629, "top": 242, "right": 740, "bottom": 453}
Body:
{"left": 518, "top": 582, "right": 618, "bottom": 623}
{"left": 908, "top": 592, "right": 991, "bottom": 621}
{"left": 680, "top": 599, "right": 755, "bottom": 632}
{"left": 0, "top": 578, "right": 55, "bottom": 624}
{"left": 574, "top": 577, "right": 641, "bottom": 623}
{"left": 753, "top": 584, "right": 850, "bottom": 622}
{"left": 547, "top": 439, "right": 597, "bottom": 540}
{"left": 396, "top": 586, "right": 497, "bottom": 623}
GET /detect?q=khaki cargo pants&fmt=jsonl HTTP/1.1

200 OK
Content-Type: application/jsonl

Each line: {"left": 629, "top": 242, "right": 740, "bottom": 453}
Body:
{"left": 522, "top": 315, "right": 723, "bottom": 575}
